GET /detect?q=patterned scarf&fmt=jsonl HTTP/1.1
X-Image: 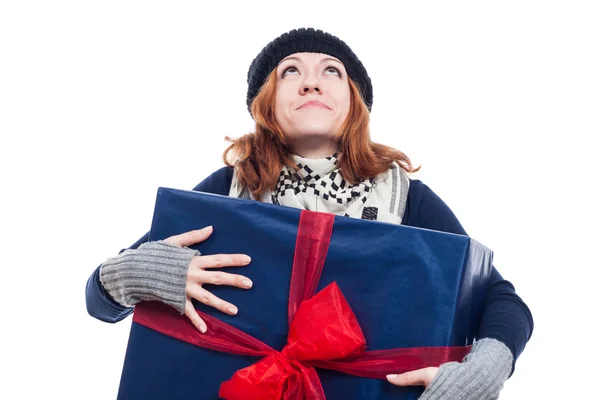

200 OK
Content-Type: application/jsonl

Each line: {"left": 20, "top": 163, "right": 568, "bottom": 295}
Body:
{"left": 228, "top": 153, "right": 410, "bottom": 224}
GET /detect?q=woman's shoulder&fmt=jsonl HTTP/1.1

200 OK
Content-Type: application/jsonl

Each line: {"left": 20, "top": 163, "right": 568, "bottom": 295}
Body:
{"left": 404, "top": 178, "right": 431, "bottom": 205}
{"left": 191, "top": 165, "right": 234, "bottom": 196}
{"left": 403, "top": 178, "right": 468, "bottom": 236}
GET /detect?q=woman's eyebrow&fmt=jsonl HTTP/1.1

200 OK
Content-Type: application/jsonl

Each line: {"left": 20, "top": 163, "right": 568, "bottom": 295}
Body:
{"left": 320, "top": 57, "right": 343, "bottom": 65}
{"left": 278, "top": 56, "right": 343, "bottom": 65}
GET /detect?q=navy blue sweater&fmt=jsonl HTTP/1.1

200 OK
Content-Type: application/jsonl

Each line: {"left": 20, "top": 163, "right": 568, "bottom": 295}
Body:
{"left": 86, "top": 166, "right": 533, "bottom": 374}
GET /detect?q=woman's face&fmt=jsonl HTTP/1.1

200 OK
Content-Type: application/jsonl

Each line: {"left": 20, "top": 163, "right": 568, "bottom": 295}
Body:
{"left": 274, "top": 52, "right": 351, "bottom": 157}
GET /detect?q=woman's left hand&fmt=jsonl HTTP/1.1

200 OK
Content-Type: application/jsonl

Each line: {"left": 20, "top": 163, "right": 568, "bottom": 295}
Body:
{"left": 386, "top": 367, "right": 439, "bottom": 389}
{"left": 385, "top": 338, "right": 514, "bottom": 400}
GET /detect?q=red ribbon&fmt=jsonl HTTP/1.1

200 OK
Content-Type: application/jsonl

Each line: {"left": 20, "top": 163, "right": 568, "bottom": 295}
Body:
{"left": 134, "top": 210, "right": 471, "bottom": 399}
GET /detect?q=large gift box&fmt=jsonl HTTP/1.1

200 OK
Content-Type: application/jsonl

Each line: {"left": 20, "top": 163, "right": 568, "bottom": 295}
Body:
{"left": 117, "top": 187, "right": 493, "bottom": 399}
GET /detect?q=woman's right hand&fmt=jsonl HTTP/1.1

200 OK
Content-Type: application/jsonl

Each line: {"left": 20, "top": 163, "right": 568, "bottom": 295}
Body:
{"left": 163, "top": 226, "right": 253, "bottom": 333}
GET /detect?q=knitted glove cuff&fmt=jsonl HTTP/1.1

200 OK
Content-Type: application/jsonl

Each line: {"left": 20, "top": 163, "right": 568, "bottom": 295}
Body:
{"left": 420, "top": 338, "right": 513, "bottom": 400}
{"left": 99, "top": 241, "right": 199, "bottom": 314}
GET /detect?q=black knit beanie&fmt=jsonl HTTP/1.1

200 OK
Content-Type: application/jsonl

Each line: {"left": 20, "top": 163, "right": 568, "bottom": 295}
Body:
{"left": 246, "top": 28, "right": 373, "bottom": 115}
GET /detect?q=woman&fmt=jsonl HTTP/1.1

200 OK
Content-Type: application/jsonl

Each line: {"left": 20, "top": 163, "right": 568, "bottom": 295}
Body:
{"left": 86, "top": 28, "right": 533, "bottom": 399}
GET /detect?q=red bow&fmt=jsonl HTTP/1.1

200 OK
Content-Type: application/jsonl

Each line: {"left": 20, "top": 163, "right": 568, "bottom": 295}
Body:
{"left": 219, "top": 282, "right": 365, "bottom": 399}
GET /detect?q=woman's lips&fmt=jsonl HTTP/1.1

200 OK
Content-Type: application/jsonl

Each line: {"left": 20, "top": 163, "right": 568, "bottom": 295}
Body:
{"left": 298, "top": 100, "right": 330, "bottom": 110}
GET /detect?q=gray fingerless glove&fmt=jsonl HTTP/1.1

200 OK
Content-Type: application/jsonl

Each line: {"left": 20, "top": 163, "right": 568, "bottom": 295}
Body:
{"left": 420, "top": 338, "right": 513, "bottom": 400}
{"left": 99, "top": 241, "right": 199, "bottom": 314}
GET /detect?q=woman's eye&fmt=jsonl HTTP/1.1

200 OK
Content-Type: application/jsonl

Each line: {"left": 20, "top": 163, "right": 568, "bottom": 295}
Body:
{"left": 325, "top": 66, "right": 341, "bottom": 76}
{"left": 282, "top": 67, "right": 298, "bottom": 76}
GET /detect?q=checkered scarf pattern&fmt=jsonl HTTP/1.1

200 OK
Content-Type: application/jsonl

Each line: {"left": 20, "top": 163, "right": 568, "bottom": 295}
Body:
{"left": 229, "top": 153, "right": 410, "bottom": 224}
{"left": 271, "top": 153, "right": 374, "bottom": 207}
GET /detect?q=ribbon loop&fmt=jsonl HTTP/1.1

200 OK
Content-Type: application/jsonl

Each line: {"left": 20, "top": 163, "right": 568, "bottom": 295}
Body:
{"left": 283, "top": 282, "right": 366, "bottom": 361}
{"left": 219, "top": 282, "right": 366, "bottom": 399}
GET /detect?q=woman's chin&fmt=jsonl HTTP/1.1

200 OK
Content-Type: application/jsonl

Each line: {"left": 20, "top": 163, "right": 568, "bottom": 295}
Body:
{"left": 292, "top": 122, "right": 336, "bottom": 136}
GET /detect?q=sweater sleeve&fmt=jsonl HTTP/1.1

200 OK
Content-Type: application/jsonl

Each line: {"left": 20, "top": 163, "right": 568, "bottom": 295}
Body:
{"left": 85, "top": 166, "right": 234, "bottom": 323}
{"left": 401, "top": 180, "right": 534, "bottom": 376}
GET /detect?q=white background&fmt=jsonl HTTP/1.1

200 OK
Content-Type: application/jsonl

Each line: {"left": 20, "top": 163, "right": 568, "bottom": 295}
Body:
{"left": 1, "top": 1, "right": 598, "bottom": 399}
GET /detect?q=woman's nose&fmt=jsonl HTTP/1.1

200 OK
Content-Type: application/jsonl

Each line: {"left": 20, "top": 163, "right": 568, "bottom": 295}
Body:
{"left": 300, "top": 72, "right": 321, "bottom": 95}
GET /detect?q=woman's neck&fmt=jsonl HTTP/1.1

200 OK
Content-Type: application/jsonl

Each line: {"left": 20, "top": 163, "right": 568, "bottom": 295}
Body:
{"left": 291, "top": 144, "right": 337, "bottom": 159}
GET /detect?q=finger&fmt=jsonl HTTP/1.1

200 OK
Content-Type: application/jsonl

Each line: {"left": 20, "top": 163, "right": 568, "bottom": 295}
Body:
{"left": 188, "top": 285, "right": 239, "bottom": 316}
{"left": 386, "top": 367, "right": 437, "bottom": 387}
{"left": 184, "top": 298, "right": 207, "bottom": 333}
{"left": 190, "top": 270, "right": 253, "bottom": 289}
{"left": 163, "top": 226, "right": 213, "bottom": 247}
{"left": 194, "top": 254, "right": 251, "bottom": 270}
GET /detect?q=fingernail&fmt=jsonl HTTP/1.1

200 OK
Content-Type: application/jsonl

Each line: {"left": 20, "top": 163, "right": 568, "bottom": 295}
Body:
{"left": 242, "top": 279, "right": 253, "bottom": 288}
{"left": 198, "top": 324, "right": 207, "bottom": 333}
{"left": 386, "top": 374, "right": 398, "bottom": 379}
{"left": 228, "top": 307, "right": 238, "bottom": 315}
{"left": 203, "top": 225, "right": 213, "bottom": 232}
{"left": 242, "top": 256, "right": 251, "bottom": 263}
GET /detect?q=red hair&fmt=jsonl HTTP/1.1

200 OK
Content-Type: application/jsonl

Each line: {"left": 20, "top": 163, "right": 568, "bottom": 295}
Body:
{"left": 222, "top": 69, "right": 421, "bottom": 199}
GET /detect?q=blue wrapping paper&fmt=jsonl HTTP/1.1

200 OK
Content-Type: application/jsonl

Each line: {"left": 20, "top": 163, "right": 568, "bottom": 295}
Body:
{"left": 117, "top": 187, "right": 493, "bottom": 399}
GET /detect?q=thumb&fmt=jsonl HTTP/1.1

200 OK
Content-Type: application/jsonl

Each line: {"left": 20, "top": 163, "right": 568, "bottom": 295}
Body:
{"left": 163, "top": 226, "right": 213, "bottom": 247}
{"left": 386, "top": 367, "right": 438, "bottom": 387}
